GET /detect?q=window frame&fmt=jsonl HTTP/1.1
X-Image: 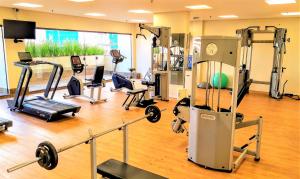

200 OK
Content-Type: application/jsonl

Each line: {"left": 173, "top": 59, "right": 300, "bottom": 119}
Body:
{"left": 0, "top": 25, "right": 10, "bottom": 95}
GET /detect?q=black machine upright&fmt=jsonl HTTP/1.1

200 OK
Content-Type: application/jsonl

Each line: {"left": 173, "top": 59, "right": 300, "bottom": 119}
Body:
{"left": 7, "top": 52, "right": 81, "bottom": 121}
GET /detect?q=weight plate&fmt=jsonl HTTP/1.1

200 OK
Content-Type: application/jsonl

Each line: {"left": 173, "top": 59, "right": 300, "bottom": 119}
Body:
{"left": 36, "top": 141, "right": 58, "bottom": 170}
{"left": 145, "top": 105, "right": 161, "bottom": 123}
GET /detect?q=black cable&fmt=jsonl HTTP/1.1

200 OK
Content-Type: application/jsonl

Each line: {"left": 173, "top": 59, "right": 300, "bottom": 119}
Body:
{"left": 281, "top": 80, "right": 300, "bottom": 100}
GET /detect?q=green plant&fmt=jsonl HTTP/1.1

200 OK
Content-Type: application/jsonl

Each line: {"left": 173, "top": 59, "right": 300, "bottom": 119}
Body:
{"left": 39, "top": 42, "right": 52, "bottom": 57}
{"left": 85, "top": 46, "right": 104, "bottom": 56}
{"left": 73, "top": 42, "right": 82, "bottom": 55}
{"left": 25, "top": 42, "right": 39, "bottom": 57}
{"left": 25, "top": 41, "right": 105, "bottom": 58}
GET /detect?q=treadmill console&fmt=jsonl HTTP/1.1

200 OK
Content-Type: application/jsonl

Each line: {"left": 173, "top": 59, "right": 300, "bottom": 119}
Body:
{"left": 18, "top": 52, "right": 33, "bottom": 62}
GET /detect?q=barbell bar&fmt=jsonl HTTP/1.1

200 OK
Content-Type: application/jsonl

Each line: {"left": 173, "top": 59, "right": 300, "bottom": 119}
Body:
{"left": 7, "top": 105, "right": 166, "bottom": 173}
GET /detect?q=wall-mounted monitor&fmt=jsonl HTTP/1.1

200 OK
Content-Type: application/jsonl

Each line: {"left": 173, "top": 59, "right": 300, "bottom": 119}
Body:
{"left": 3, "top": 19, "right": 36, "bottom": 40}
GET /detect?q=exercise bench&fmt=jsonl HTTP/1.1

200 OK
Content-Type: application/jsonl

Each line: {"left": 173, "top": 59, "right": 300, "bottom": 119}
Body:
{"left": 122, "top": 88, "right": 148, "bottom": 110}
{"left": 97, "top": 159, "right": 167, "bottom": 179}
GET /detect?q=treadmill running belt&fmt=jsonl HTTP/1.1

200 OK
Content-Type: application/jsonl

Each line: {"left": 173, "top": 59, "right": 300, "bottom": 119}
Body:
{"left": 25, "top": 98, "right": 77, "bottom": 111}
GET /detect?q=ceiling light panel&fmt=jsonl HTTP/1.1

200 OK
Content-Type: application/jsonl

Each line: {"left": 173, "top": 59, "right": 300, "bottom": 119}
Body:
{"left": 218, "top": 15, "right": 239, "bottom": 18}
{"left": 281, "top": 11, "right": 300, "bottom": 15}
{"left": 185, "top": 5, "right": 212, "bottom": 9}
{"left": 265, "top": 0, "right": 296, "bottom": 4}
{"left": 69, "top": 0, "right": 94, "bottom": 2}
{"left": 128, "top": 10, "right": 152, "bottom": 14}
{"left": 85, "top": 13, "right": 106, "bottom": 17}
{"left": 13, "top": 2, "right": 43, "bottom": 8}
{"left": 130, "top": 19, "right": 146, "bottom": 23}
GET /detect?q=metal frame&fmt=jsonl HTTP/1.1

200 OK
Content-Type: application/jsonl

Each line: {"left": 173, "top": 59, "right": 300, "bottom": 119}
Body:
{"left": 64, "top": 80, "right": 107, "bottom": 104}
{"left": 7, "top": 108, "right": 166, "bottom": 179}
{"left": 236, "top": 26, "right": 288, "bottom": 99}
{"left": 138, "top": 24, "right": 171, "bottom": 101}
{"left": 188, "top": 36, "right": 263, "bottom": 172}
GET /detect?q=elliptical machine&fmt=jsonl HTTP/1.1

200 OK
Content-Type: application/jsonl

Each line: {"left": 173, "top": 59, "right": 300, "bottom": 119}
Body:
{"left": 64, "top": 56, "right": 107, "bottom": 104}
{"left": 110, "top": 50, "right": 134, "bottom": 91}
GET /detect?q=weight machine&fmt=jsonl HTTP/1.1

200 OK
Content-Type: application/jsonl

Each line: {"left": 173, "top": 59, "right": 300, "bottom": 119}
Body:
{"left": 187, "top": 36, "right": 262, "bottom": 172}
{"left": 236, "top": 26, "right": 288, "bottom": 99}
{"left": 7, "top": 105, "right": 167, "bottom": 179}
{"left": 137, "top": 23, "right": 171, "bottom": 101}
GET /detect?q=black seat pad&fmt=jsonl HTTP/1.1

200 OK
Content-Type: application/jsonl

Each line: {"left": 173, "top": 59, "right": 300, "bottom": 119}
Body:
{"left": 87, "top": 83, "right": 102, "bottom": 88}
{"left": 126, "top": 89, "right": 147, "bottom": 95}
{"left": 97, "top": 159, "right": 167, "bottom": 179}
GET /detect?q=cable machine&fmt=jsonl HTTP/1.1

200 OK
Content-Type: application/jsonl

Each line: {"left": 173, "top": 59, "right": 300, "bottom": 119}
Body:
{"left": 188, "top": 36, "right": 262, "bottom": 172}
{"left": 137, "top": 24, "right": 171, "bottom": 101}
{"left": 236, "top": 26, "right": 288, "bottom": 99}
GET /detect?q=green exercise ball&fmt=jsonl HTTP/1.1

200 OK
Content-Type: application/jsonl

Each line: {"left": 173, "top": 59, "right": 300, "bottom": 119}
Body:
{"left": 212, "top": 73, "right": 229, "bottom": 89}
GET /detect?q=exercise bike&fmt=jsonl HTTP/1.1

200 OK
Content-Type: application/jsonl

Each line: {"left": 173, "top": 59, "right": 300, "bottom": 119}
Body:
{"left": 110, "top": 50, "right": 135, "bottom": 91}
{"left": 109, "top": 50, "right": 155, "bottom": 110}
{"left": 64, "top": 56, "right": 107, "bottom": 104}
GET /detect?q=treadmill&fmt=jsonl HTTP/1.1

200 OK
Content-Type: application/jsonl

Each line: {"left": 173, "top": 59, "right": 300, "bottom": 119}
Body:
{"left": 7, "top": 52, "right": 81, "bottom": 122}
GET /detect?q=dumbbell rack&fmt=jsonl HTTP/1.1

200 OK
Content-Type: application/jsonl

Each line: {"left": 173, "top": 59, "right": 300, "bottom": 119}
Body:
{"left": 7, "top": 106, "right": 166, "bottom": 179}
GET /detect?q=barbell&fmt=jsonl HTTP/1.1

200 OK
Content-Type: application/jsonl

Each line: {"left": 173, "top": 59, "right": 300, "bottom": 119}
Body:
{"left": 7, "top": 105, "right": 165, "bottom": 173}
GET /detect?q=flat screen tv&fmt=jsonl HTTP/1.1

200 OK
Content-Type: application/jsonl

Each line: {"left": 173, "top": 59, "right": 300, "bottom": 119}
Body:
{"left": 3, "top": 19, "right": 36, "bottom": 39}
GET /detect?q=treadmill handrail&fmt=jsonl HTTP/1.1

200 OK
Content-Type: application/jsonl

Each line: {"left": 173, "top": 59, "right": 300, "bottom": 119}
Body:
{"left": 14, "top": 60, "right": 63, "bottom": 67}
{"left": 12, "top": 60, "right": 64, "bottom": 108}
{"left": 45, "top": 64, "right": 64, "bottom": 99}
{"left": 12, "top": 66, "right": 32, "bottom": 109}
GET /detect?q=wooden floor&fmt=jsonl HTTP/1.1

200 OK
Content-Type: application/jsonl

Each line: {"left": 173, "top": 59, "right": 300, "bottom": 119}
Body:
{"left": 0, "top": 83, "right": 299, "bottom": 179}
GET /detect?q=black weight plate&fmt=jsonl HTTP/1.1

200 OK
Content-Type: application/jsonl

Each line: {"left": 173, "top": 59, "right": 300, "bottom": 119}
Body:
{"left": 36, "top": 141, "right": 58, "bottom": 170}
{"left": 36, "top": 147, "right": 51, "bottom": 168}
{"left": 145, "top": 105, "right": 161, "bottom": 123}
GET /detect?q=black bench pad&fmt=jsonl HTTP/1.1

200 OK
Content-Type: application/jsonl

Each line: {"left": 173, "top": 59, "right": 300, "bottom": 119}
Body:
{"left": 97, "top": 159, "right": 167, "bottom": 179}
{"left": 126, "top": 89, "right": 147, "bottom": 95}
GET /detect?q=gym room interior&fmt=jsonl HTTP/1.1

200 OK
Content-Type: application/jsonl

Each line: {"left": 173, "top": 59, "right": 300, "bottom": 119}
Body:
{"left": 0, "top": 0, "right": 299, "bottom": 178}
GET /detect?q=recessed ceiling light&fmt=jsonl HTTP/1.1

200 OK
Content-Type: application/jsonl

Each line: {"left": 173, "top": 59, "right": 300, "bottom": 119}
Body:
{"left": 84, "top": 13, "right": 106, "bottom": 17}
{"left": 130, "top": 19, "right": 147, "bottom": 23}
{"left": 128, "top": 10, "right": 152, "bottom": 14}
{"left": 69, "top": 0, "right": 94, "bottom": 2}
{"left": 13, "top": 2, "right": 43, "bottom": 8}
{"left": 218, "top": 15, "right": 239, "bottom": 19}
{"left": 281, "top": 11, "right": 300, "bottom": 16}
{"left": 185, "top": 5, "right": 212, "bottom": 9}
{"left": 265, "top": 0, "right": 296, "bottom": 4}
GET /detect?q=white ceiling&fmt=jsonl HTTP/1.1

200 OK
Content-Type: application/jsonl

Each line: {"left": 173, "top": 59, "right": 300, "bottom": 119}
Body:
{"left": 0, "top": 0, "right": 299, "bottom": 23}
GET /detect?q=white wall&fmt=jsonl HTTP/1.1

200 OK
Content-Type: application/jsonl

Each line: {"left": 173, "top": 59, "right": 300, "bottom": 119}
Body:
{"left": 135, "top": 29, "right": 152, "bottom": 78}
{"left": 116, "top": 34, "right": 132, "bottom": 72}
